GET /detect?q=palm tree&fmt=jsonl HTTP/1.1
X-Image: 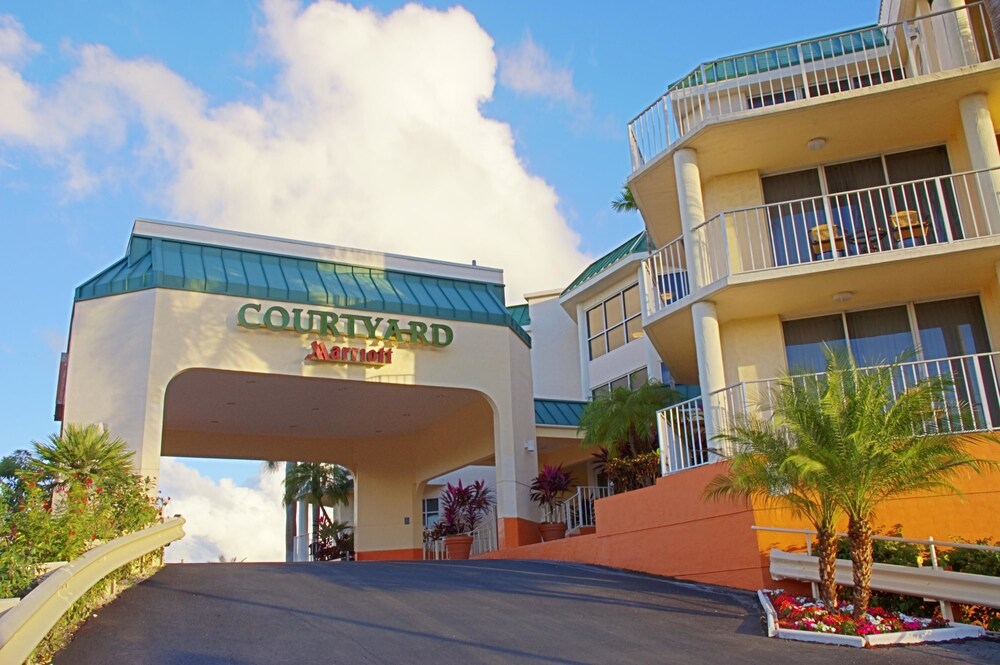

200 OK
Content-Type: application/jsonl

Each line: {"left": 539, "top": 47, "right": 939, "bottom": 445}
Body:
{"left": 779, "top": 354, "right": 997, "bottom": 619}
{"left": 579, "top": 381, "right": 678, "bottom": 458}
{"left": 282, "top": 462, "right": 353, "bottom": 530}
{"left": 32, "top": 424, "right": 134, "bottom": 484}
{"left": 717, "top": 351, "right": 996, "bottom": 619}
{"left": 611, "top": 183, "right": 637, "bottom": 213}
{"left": 705, "top": 375, "right": 844, "bottom": 609}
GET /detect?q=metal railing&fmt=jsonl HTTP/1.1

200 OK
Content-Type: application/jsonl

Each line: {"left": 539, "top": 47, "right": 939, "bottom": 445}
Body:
{"left": 657, "top": 351, "right": 1000, "bottom": 474}
{"left": 629, "top": 2, "right": 997, "bottom": 170}
{"left": 563, "top": 486, "right": 613, "bottom": 533}
{"left": 757, "top": 525, "right": 1000, "bottom": 619}
{"left": 0, "top": 517, "right": 185, "bottom": 665}
{"left": 470, "top": 507, "right": 498, "bottom": 556}
{"left": 643, "top": 168, "right": 1000, "bottom": 318}
{"left": 423, "top": 537, "right": 446, "bottom": 560}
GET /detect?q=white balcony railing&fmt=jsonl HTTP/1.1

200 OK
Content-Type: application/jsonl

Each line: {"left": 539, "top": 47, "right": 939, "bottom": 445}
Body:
{"left": 643, "top": 167, "right": 1000, "bottom": 318}
{"left": 563, "top": 486, "right": 613, "bottom": 532}
{"left": 657, "top": 351, "right": 1000, "bottom": 474}
{"left": 629, "top": 1, "right": 997, "bottom": 171}
{"left": 470, "top": 507, "right": 498, "bottom": 556}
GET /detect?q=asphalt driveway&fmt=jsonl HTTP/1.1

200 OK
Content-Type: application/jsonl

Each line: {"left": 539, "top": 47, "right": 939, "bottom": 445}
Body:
{"left": 54, "top": 559, "right": 1000, "bottom": 664}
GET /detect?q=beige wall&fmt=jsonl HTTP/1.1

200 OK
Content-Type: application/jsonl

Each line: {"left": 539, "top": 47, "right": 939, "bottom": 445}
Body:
{"left": 719, "top": 315, "right": 787, "bottom": 386}
{"left": 63, "top": 286, "right": 538, "bottom": 554}
{"left": 526, "top": 293, "right": 583, "bottom": 400}
{"left": 701, "top": 170, "right": 764, "bottom": 221}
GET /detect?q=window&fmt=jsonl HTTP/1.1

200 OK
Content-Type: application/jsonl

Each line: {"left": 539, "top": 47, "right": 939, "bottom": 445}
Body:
{"left": 591, "top": 366, "right": 649, "bottom": 399}
{"left": 782, "top": 297, "right": 990, "bottom": 374}
{"left": 422, "top": 497, "right": 439, "bottom": 528}
{"left": 761, "top": 146, "right": 955, "bottom": 266}
{"left": 586, "top": 284, "right": 642, "bottom": 360}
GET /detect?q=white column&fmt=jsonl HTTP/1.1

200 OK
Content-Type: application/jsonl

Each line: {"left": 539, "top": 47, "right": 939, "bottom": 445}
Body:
{"left": 692, "top": 301, "right": 726, "bottom": 446}
{"left": 941, "top": 0, "right": 980, "bottom": 68}
{"left": 576, "top": 303, "right": 591, "bottom": 398}
{"left": 959, "top": 93, "right": 1000, "bottom": 233}
{"left": 674, "top": 148, "right": 710, "bottom": 290}
{"left": 296, "top": 500, "right": 309, "bottom": 562}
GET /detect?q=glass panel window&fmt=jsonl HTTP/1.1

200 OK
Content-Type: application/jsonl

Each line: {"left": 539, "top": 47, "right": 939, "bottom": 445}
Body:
{"left": 783, "top": 315, "right": 847, "bottom": 374}
{"left": 610, "top": 375, "right": 629, "bottom": 391}
{"left": 915, "top": 297, "right": 990, "bottom": 359}
{"left": 606, "top": 324, "right": 626, "bottom": 352}
{"left": 625, "top": 316, "right": 643, "bottom": 342}
{"left": 846, "top": 306, "right": 913, "bottom": 366}
{"left": 588, "top": 284, "right": 643, "bottom": 359}
{"left": 422, "top": 498, "right": 440, "bottom": 527}
{"left": 586, "top": 305, "right": 604, "bottom": 337}
{"left": 591, "top": 385, "right": 611, "bottom": 399}
{"left": 623, "top": 285, "right": 640, "bottom": 318}
{"left": 605, "top": 294, "right": 625, "bottom": 328}
{"left": 629, "top": 367, "right": 648, "bottom": 388}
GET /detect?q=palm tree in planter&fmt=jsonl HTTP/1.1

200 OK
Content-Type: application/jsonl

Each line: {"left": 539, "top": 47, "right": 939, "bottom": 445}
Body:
{"left": 530, "top": 464, "right": 575, "bottom": 541}
{"left": 704, "top": 375, "right": 844, "bottom": 609}
{"left": 434, "top": 480, "right": 494, "bottom": 560}
{"left": 779, "top": 353, "right": 997, "bottom": 620}
{"left": 579, "top": 381, "right": 679, "bottom": 491}
{"left": 33, "top": 424, "right": 134, "bottom": 485}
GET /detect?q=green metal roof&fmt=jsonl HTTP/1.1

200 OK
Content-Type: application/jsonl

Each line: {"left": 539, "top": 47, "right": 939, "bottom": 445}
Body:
{"left": 506, "top": 303, "right": 530, "bottom": 328}
{"left": 672, "top": 26, "right": 888, "bottom": 90}
{"left": 561, "top": 231, "right": 650, "bottom": 296}
{"left": 534, "top": 399, "right": 586, "bottom": 428}
{"left": 76, "top": 235, "right": 530, "bottom": 346}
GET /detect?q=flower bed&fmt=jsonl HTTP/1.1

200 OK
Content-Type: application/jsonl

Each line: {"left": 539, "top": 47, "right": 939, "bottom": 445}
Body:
{"left": 759, "top": 590, "right": 984, "bottom": 647}
{"left": 768, "top": 590, "right": 946, "bottom": 635}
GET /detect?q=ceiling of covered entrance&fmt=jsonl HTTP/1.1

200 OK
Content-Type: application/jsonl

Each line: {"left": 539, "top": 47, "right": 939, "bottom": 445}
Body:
{"left": 163, "top": 369, "right": 483, "bottom": 442}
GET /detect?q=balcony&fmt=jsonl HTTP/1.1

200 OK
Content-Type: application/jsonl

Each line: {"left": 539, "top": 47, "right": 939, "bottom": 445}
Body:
{"left": 657, "top": 351, "right": 1000, "bottom": 474}
{"left": 628, "top": 2, "right": 997, "bottom": 173}
{"left": 642, "top": 167, "right": 1000, "bottom": 320}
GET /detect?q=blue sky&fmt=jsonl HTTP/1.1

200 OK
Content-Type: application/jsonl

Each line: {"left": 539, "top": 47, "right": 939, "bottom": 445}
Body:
{"left": 0, "top": 0, "right": 876, "bottom": 556}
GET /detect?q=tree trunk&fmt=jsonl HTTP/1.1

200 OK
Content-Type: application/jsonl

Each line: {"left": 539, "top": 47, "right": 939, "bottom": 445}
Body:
{"left": 815, "top": 527, "right": 839, "bottom": 609}
{"left": 848, "top": 517, "right": 874, "bottom": 620}
{"left": 284, "top": 462, "right": 296, "bottom": 563}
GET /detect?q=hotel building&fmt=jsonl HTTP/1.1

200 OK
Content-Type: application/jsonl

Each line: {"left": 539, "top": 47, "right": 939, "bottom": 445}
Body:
{"left": 57, "top": 0, "right": 1000, "bottom": 584}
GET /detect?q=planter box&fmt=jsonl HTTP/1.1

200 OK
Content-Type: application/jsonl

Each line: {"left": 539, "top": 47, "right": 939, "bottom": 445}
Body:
{"left": 757, "top": 590, "right": 985, "bottom": 648}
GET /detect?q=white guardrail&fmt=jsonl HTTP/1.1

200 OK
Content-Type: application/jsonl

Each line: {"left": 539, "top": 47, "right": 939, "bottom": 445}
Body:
{"left": 760, "top": 526, "right": 1000, "bottom": 621}
{"left": 564, "top": 486, "right": 613, "bottom": 533}
{"left": 628, "top": 2, "right": 996, "bottom": 171}
{"left": 0, "top": 516, "right": 185, "bottom": 665}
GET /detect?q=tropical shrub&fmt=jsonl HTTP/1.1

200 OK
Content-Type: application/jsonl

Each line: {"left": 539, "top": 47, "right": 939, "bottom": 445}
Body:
{"left": 433, "top": 480, "right": 494, "bottom": 537}
{"left": 529, "top": 465, "right": 574, "bottom": 521}
{"left": 596, "top": 450, "right": 661, "bottom": 492}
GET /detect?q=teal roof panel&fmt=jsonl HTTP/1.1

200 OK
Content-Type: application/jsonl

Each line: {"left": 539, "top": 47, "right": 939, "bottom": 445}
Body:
{"left": 76, "top": 236, "right": 530, "bottom": 346}
{"left": 506, "top": 304, "right": 530, "bottom": 328}
{"left": 534, "top": 399, "right": 587, "bottom": 428}
{"left": 561, "top": 231, "right": 651, "bottom": 296}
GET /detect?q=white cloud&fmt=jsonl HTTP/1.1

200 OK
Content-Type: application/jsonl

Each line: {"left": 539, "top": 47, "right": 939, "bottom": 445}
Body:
{"left": 0, "top": 1, "right": 591, "bottom": 299}
{"left": 158, "top": 458, "right": 285, "bottom": 563}
{"left": 0, "top": 15, "right": 40, "bottom": 65}
{"left": 498, "top": 34, "right": 587, "bottom": 107}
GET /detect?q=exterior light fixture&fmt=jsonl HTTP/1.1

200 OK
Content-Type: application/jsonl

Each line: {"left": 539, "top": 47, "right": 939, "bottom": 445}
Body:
{"left": 833, "top": 291, "right": 854, "bottom": 303}
{"left": 807, "top": 137, "right": 827, "bottom": 151}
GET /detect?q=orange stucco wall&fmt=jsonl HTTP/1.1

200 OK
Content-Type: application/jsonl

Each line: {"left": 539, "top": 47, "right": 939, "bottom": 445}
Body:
{"left": 482, "top": 438, "right": 1000, "bottom": 592}
{"left": 498, "top": 517, "right": 541, "bottom": 548}
{"left": 482, "top": 463, "right": 771, "bottom": 590}
{"left": 355, "top": 548, "right": 423, "bottom": 561}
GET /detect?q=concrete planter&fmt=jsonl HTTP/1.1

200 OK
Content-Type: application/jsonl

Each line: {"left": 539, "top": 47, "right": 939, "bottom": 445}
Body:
{"left": 758, "top": 590, "right": 986, "bottom": 648}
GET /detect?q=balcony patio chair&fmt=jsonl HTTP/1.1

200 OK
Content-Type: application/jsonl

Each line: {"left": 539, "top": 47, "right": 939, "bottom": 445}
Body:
{"left": 890, "top": 210, "right": 930, "bottom": 247}
{"left": 808, "top": 223, "right": 848, "bottom": 260}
